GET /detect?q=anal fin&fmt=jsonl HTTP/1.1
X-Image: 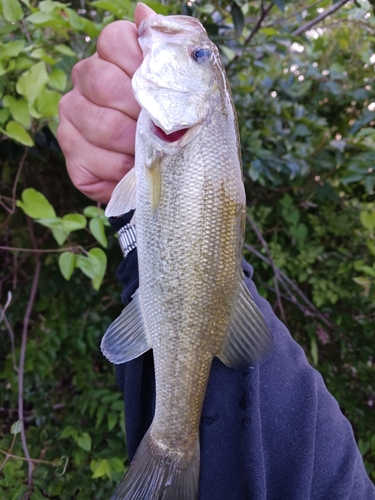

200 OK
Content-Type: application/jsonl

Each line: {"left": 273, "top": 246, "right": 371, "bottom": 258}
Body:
{"left": 218, "top": 280, "right": 272, "bottom": 370}
{"left": 101, "top": 290, "right": 152, "bottom": 364}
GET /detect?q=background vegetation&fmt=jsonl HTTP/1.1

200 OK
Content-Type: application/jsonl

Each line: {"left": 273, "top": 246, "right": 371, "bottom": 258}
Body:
{"left": 0, "top": 0, "right": 374, "bottom": 497}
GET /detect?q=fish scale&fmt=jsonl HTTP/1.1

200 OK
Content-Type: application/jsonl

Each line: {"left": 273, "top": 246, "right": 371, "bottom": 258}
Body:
{"left": 102, "top": 13, "right": 272, "bottom": 499}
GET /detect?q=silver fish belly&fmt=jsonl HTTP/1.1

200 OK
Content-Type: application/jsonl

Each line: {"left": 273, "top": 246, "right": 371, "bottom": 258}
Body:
{"left": 102, "top": 14, "right": 271, "bottom": 500}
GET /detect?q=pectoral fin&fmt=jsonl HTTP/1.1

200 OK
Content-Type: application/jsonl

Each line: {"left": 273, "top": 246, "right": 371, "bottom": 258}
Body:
{"left": 218, "top": 280, "right": 272, "bottom": 370}
{"left": 101, "top": 290, "right": 152, "bottom": 364}
{"left": 105, "top": 167, "right": 137, "bottom": 218}
{"left": 146, "top": 158, "right": 161, "bottom": 217}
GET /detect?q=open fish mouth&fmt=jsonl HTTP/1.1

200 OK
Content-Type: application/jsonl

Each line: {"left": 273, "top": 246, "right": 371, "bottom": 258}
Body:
{"left": 152, "top": 122, "right": 189, "bottom": 142}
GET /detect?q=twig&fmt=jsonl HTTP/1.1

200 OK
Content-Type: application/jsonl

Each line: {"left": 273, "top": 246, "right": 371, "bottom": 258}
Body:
{"left": 19, "top": 20, "right": 32, "bottom": 45}
{"left": 244, "top": 243, "right": 333, "bottom": 329}
{"left": 18, "top": 215, "right": 41, "bottom": 491}
{"left": 0, "top": 292, "right": 18, "bottom": 373}
{"left": 11, "top": 148, "right": 28, "bottom": 213}
{"left": 225, "top": 2, "right": 274, "bottom": 71}
{"left": 245, "top": 2, "right": 274, "bottom": 44}
{"left": 0, "top": 449, "right": 55, "bottom": 465}
{"left": 18, "top": 257, "right": 41, "bottom": 490}
{"left": 246, "top": 215, "right": 287, "bottom": 325}
{"left": 0, "top": 199, "right": 13, "bottom": 213}
{"left": 292, "top": 0, "right": 351, "bottom": 36}
{"left": 0, "top": 433, "right": 17, "bottom": 472}
{"left": 0, "top": 245, "right": 85, "bottom": 253}
{"left": 264, "top": 0, "right": 324, "bottom": 28}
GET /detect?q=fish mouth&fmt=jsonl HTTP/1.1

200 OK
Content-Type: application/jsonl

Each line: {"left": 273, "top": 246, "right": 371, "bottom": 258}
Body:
{"left": 152, "top": 122, "right": 189, "bottom": 143}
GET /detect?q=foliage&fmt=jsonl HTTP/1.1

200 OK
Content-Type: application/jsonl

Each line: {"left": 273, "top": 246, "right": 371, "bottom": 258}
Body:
{"left": 0, "top": 0, "right": 374, "bottom": 497}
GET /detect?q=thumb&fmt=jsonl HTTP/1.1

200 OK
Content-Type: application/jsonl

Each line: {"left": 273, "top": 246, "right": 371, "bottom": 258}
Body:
{"left": 134, "top": 2, "right": 155, "bottom": 28}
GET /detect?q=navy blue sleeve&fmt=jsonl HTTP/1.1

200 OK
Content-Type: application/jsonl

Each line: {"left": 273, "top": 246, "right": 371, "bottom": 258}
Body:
{"left": 110, "top": 233, "right": 375, "bottom": 499}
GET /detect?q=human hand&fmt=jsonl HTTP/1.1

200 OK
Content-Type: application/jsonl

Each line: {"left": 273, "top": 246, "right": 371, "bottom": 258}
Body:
{"left": 57, "top": 3, "right": 155, "bottom": 203}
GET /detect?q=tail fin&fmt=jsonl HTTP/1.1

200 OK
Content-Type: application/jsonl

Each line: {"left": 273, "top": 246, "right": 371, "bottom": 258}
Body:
{"left": 111, "top": 430, "right": 199, "bottom": 500}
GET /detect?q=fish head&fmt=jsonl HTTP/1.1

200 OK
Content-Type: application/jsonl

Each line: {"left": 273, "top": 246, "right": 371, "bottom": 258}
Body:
{"left": 133, "top": 15, "right": 222, "bottom": 142}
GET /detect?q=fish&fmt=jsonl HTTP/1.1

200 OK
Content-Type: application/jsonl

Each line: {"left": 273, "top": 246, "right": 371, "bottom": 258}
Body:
{"left": 101, "top": 13, "right": 272, "bottom": 500}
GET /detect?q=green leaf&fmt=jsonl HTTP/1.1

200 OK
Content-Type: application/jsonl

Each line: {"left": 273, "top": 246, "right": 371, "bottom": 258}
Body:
{"left": 39, "top": 0, "right": 66, "bottom": 12}
{"left": 231, "top": 1, "right": 244, "bottom": 38}
{"left": 88, "top": 248, "right": 107, "bottom": 290}
{"left": 1, "top": 0, "right": 23, "bottom": 22}
{"left": 30, "top": 48, "right": 56, "bottom": 65}
{"left": 76, "top": 255, "right": 95, "bottom": 280}
{"left": 0, "top": 40, "right": 25, "bottom": 59}
{"left": 31, "top": 491, "right": 46, "bottom": 500}
{"left": 67, "top": 8, "right": 85, "bottom": 30}
{"left": 0, "top": 108, "right": 10, "bottom": 125}
{"left": 353, "top": 276, "right": 372, "bottom": 288}
{"left": 60, "top": 425, "right": 78, "bottom": 440}
{"left": 62, "top": 214, "right": 87, "bottom": 232}
{"left": 76, "top": 432, "right": 91, "bottom": 452}
{"left": 52, "top": 228, "right": 68, "bottom": 245}
{"left": 91, "top": 458, "right": 111, "bottom": 479}
{"left": 4, "top": 121, "right": 33, "bottom": 146}
{"left": 16, "top": 61, "right": 49, "bottom": 105}
{"left": 10, "top": 419, "right": 23, "bottom": 435}
{"left": 89, "top": 218, "right": 108, "bottom": 248}
{"left": 360, "top": 210, "right": 375, "bottom": 232}
{"left": 109, "top": 457, "right": 126, "bottom": 473}
{"left": 361, "top": 266, "right": 375, "bottom": 278}
{"left": 48, "top": 68, "right": 67, "bottom": 92}
{"left": 0, "top": 20, "right": 18, "bottom": 35}
{"left": 3, "top": 95, "right": 30, "bottom": 128}
{"left": 220, "top": 45, "right": 236, "bottom": 63}
{"left": 83, "top": 206, "right": 105, "bottom": 218}
{"left": 107, "top": 412, "right": 117, "bottom": 431}
{"left": 271, "top": 0, "right": 284, "bottom": 12}
{"left": 17, "top": 188, "right": 56, "bottom": 219}
{"left": 54, "top": 44, "right": 76, "bottom": 58}
{"left": 35, "top": 88, "right": 61, "bottom": 118}
{"left": 358, "top": 439, "right": 371, "bottom": 457}
{"left": 26, "top": 11, "right": 55, "bottom": 24}
{"left": 310, "top": 338, "right": 318, "bottom": 366}
{"left": 59, "top": 252, "right": 76, "bottom": 281}
{"left": 37, "top": 217, "right": 64, "bottom": 229}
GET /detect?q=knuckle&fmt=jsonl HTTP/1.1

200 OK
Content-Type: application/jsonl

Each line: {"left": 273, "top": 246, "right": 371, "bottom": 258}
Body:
{"left": 100, "top": 111, "right": 134, "bottom": 149}
{"left": 97, "top": 21, "right": 133, "bottom": 59}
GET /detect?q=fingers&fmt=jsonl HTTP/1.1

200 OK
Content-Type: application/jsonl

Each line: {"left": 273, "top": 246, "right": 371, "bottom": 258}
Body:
{"left": 134, "top": 3, "right": 156, "bottom": 27}
{"left": 96, "top": 4, "right": 155, "bottom": 73}
{"left": 59, "top": 88, "right": 136, "bottom": 155}
{"left": 97, "top": 20, "right": 143, "bottom": 77}
{"left": 57, "top": 118, "right": 134, "bottom": 203}
{"left": 72, "top": 54, "right": 140, "bottom": 119}
{"left": 58, "top": 5, "right": 157, "bottom": 202}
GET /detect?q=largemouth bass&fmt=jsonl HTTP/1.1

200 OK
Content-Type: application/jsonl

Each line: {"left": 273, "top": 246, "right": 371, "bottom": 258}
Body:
{"left": 102, "top": 13, "right": 271, "bottom": 500}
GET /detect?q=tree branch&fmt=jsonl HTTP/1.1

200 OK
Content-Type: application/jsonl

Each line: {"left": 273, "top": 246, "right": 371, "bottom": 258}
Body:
{"left": 0, "top": 292, "right": 18, "bottom": 373}
{"left": 245, "top": 2, "right": 274, "bottom": 44}
{"left": 18, "top": 215, "right": 41, "bottom": 492}
{"left": 246, "top": 215, "right": 287, "bottom": 325}
{"left": 12, "top": 148, "right": 28, "bottom": 213}
{"left": 244, "top": 243, "right": 333, "bottom": 330}
{"left": 292, "top": 0, "right": 351, "bottom": 36}
{"left": 264, "top": 0, "right": 325, "bottom": 28}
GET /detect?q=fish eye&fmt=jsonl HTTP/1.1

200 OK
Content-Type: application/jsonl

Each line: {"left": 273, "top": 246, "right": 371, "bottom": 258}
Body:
{"left": 191, "top": 48, "right": 211, "bottom": 63}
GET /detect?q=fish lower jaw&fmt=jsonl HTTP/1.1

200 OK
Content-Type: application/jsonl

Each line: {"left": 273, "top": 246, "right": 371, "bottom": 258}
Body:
{"left": 152, "top": 121, "right": 189, "bottom": 143}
